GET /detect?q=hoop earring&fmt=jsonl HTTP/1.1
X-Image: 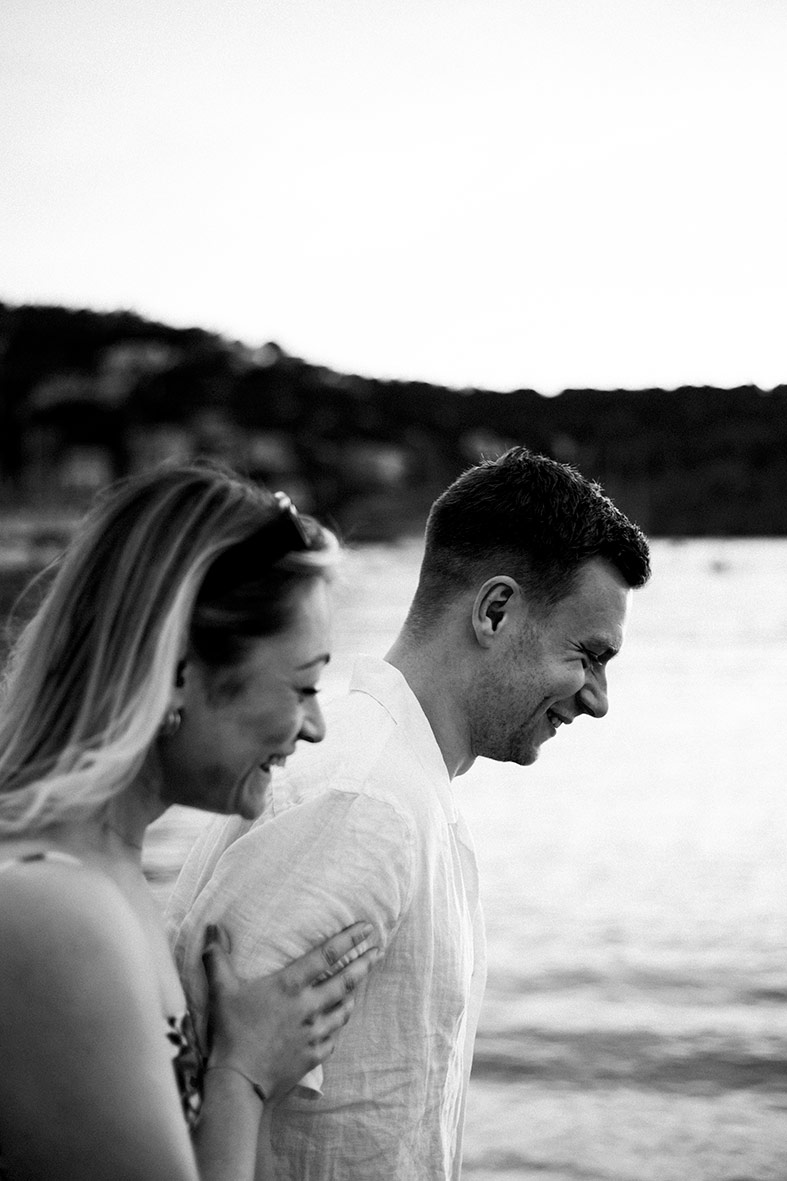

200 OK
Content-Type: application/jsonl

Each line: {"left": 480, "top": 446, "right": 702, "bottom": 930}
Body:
{"left": 160, "top": 708, "right": 182, "bottom": 738}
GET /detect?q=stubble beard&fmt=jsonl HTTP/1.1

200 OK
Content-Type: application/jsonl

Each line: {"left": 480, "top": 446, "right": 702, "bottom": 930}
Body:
{"left": 472, "top": 710, "right": 543, "bottom": 767}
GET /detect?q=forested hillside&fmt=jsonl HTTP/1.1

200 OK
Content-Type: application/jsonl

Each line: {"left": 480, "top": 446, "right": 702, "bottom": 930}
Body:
{"left": 1, "top": 302, "right": 784, "bottom": 537}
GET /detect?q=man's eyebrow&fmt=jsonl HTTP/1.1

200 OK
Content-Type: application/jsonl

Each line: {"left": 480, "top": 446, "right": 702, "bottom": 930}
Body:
{"left": 297, "top": 653, "right": 331, "bottom": 671}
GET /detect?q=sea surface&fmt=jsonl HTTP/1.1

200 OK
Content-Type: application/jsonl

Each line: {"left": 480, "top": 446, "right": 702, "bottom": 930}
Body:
{"left": 18, "top": 535, "right": 786, "bottom": 1180}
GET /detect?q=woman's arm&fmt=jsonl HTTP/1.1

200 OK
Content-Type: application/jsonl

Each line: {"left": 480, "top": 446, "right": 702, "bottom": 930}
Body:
{"left": 195, "top": 922, "right": 380, "bottom": 1180}
{"left": 193, "top": 1068, "right": 265, "bottom": 1179}
{"left": 0, "top": 861, "right": 198, "bottom": 1181}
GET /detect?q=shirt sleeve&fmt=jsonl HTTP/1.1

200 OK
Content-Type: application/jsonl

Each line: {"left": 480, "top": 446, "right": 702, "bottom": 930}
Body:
{"left": 170, "top": 787, "right": 415, "bottom": 1093}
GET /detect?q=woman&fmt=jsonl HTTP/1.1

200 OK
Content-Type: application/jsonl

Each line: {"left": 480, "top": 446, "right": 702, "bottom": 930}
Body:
{"left": 0, "top": 463, "right": 379, "bottom": 1181}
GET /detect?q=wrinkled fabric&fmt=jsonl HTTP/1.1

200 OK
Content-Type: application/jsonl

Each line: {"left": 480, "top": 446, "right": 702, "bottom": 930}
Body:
{"left": 167, "top": 656, "right": 487, "bottom": 1181}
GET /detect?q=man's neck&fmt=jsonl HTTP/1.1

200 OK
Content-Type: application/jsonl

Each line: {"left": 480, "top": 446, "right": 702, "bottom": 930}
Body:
{"left": 384, "top": 633, "right": 475, "bottom": 780}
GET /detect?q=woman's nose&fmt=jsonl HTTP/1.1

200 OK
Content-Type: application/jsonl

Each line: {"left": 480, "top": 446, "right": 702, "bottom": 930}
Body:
{"left": 300, "top": 696, "right": 327, "bottom": 744}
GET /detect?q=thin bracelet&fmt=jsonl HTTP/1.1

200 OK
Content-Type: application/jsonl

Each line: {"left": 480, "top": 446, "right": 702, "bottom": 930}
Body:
{"left": 204, "top": 1063, "right": 267, "bottom": 1105}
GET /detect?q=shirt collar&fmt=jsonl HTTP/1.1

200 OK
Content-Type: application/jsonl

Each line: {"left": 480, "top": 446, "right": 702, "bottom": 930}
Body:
{"left": 349, "top": 654, "right": 458, "bottom": 824}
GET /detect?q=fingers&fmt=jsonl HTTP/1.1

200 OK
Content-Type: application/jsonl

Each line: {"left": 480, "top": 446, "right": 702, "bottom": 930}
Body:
{"left": 283, "top": 922, "right": 378, "bottom": 990}
{"left": 307, "top": 989, "right": 359, "bottom": 1048}
{"left": 201, "top": 923, "right": 234, "bottom": 997}
{"left": 310, "top": 945, "right": 380, "bottom": 1010}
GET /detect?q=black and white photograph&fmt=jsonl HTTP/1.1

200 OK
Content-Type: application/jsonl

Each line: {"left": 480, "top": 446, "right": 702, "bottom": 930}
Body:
{"left": 1, "top": 3, "right": 786, "bottom": 1179}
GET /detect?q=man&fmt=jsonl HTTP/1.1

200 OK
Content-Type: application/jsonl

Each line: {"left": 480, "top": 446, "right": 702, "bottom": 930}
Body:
{"left": 168, "top": 447, "right": 651, "bottom": 1180}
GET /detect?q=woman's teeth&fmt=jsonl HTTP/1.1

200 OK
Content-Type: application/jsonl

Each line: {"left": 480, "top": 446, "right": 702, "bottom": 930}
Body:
{"left": 260, "top": 755, "right": 287, "bottom": 771}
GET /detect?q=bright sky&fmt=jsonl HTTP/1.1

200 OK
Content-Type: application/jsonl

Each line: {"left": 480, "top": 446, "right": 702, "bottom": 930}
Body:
{"left": 2, "top": 0, "right": 786, "bottom": 393}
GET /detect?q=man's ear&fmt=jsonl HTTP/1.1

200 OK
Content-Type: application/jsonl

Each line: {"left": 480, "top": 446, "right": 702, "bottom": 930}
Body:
{"left": 472, "top": 577, "right": 519, "bottom": 648}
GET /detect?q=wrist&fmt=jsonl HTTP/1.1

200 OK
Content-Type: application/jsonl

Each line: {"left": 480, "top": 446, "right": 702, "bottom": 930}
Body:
{"left": 204, "top": 1062, "right": 267, "bottom": 1106}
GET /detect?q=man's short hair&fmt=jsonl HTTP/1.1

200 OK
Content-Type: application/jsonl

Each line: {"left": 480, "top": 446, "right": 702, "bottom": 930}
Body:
{"left": 405, "top": 447, "right": 651, "bottom": 636}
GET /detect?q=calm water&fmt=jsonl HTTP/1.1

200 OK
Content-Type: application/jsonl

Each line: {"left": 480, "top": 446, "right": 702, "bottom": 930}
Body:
{"left": 141, "top": 538, "right": 787, "bottom": 1179}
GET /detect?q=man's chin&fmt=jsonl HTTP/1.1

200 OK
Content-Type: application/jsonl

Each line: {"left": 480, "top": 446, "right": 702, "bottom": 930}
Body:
{"left": 507, "top": 744, "right": 540, "bottom": 767}
{"left": 477, "top": 738, "right": 540, "bottom": 767}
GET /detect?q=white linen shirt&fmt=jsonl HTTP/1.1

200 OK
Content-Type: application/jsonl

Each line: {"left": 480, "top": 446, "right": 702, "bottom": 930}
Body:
{"left": 167, "top": 656, "right": 487, "bottom": 1181}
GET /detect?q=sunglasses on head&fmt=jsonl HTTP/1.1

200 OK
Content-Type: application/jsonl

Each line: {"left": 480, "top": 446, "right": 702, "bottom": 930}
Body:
{"left": 267, "top": 491, "right": 310, "bottom": 559}
{"left": 199, "top": 490, "right": 311, "bottom": 602}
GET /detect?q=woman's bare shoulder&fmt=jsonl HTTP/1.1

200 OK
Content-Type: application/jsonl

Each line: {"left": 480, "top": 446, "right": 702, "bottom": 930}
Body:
{"left": 0, "top": 849, "right": 156, "bottom": 1012}
{"left": 0, "top": 851, "right": 199, "bottom": 1180}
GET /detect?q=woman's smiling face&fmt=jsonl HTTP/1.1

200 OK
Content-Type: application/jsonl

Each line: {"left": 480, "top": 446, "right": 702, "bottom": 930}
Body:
{"left": 159, "top": 578, "right": 331, "bottom": 820}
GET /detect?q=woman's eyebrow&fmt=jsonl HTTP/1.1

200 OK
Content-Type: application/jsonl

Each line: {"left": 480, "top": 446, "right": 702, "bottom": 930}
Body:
{"left": 297, "top": 653, "right": 331, "bottom": 671}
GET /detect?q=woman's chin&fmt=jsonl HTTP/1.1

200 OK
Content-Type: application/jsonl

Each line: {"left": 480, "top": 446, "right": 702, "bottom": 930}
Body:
{"left": 235, "top": 767, "right": 271, "bottom": 820}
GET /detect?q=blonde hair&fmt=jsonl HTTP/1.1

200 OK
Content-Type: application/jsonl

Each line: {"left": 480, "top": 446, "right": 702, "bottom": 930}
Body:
{"left": 0, "top": 463, "right": 337, "bottom": 834}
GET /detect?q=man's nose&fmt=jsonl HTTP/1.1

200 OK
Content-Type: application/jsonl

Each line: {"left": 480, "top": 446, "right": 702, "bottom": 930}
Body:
{"left": 577, "top": 666, "right": 609, "bottom": 719}
{"left": 300, "top": 697, "right": 327, "bottom": 744}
